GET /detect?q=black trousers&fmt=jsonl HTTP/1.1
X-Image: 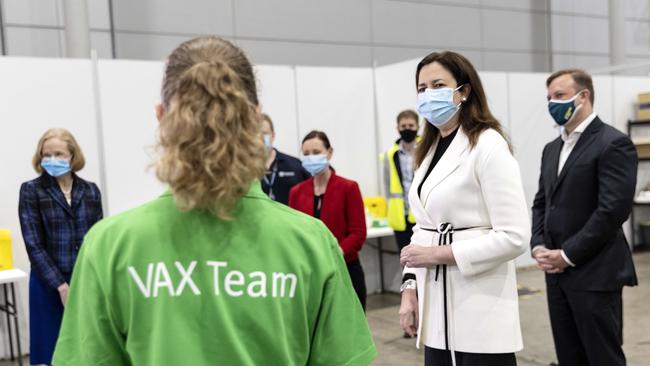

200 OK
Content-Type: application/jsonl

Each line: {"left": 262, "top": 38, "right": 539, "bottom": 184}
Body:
{"left": 393, "top": 218, "right": 415, "bottom": 253}
{"left": 425, "top": 347, "right": 516, "bottom": 366}
{"left": 547, "top": 282, "right": 625, "bottom": 366}
{"left": 347, "top": 259, "right": 367, "bottom": 311}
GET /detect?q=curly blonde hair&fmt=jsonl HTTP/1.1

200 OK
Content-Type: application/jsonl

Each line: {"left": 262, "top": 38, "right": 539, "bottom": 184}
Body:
{"left": 156, "top": 36, "right": 266, "bottom": 219}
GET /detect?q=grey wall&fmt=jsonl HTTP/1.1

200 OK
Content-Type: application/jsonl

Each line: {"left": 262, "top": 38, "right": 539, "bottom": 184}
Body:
{"left": 0, "top": 0, "right": 649, "bottom": 74}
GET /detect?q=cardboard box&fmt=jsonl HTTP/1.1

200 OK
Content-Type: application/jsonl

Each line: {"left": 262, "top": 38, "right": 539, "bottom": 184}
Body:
{"left": 634, "top": 137, "right": 650, "bottom": 158}
{"left": 640, "top": 109, "right": 650, "bottom": 120}
{"left": 639, "top": 92, "right": 650, "bottom": 121}
{"left": 639, "top": 92, "right": 650, "bottom": 105}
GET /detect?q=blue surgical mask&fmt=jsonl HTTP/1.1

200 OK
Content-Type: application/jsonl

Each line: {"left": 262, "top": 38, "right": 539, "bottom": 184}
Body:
{"left": 548, "top": 90, "right": 584, "bottom": 126}
{"left": 302, "top": 154, "right": 329, "bottom": 176}
{"left": 263, "top": 134, "right": 273, "bottom": 151}
{"left": 41, "top": 158, "right": 71, "bottom": 177}
{"left": 417, "top": 85, "right": 464, "bottom": 127}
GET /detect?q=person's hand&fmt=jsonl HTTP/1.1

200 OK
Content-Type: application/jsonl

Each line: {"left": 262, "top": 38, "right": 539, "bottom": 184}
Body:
{"left": 400, "top": 245, "right": 435, "bottom": 267}
{"left": 58, "top": 283, "right": 70, "bottom": 306}
{"left": 399, "top": 289, "right": 418, "bottom": 337}
{"left": 535, "top": 249, "right": 568, "bottom": 274}
{"left": 532, "top": 246, "right": 551, "bottom": 271}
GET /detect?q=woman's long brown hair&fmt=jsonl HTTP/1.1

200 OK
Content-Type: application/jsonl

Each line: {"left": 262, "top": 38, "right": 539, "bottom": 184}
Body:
{"left": 414, "top": 51, "right": 511, "bottom": 168}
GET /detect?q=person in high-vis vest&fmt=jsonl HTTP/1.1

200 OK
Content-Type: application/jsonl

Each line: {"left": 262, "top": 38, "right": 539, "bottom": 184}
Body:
{"left": 52, "top": 36, "right": 377, "bottom": 366}
{"left": 383, "top": 109, "right": 419, "bottom": 253}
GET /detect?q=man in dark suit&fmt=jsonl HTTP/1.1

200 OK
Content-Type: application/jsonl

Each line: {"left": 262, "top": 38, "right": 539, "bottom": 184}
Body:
{"left": 532, "top": 69, "right": 638, "bottom": 366}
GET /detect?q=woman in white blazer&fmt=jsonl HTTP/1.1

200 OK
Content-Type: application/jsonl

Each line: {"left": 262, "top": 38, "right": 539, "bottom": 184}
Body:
{"left": 398, "top": 51, "right": 531, "bottom": 366}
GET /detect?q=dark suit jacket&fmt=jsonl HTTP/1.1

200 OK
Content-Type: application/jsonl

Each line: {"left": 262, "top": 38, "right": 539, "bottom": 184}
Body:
{"left": 531, "top": 117, "right": 638, "bottom": 291}
{"left": 289, "top": 170, "right": 367, "bottom": 263}
{"left": 19, "top": 173, "right": 103, "bottom": 289}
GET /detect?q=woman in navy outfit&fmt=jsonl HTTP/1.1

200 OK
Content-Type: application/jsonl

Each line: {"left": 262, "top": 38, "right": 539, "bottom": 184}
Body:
{"left": 18, "top": 128, "right": 103, "bottom": 365}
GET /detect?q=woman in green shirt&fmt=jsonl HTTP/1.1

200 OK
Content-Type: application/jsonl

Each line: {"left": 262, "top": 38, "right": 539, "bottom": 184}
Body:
{"left": 53, "top": 36, "right": 376, "bottom": 366}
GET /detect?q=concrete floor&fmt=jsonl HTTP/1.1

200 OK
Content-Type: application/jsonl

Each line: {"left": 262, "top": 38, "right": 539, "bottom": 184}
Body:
{"left": 366, "top": 251, "right": 650, "bottom": 366}
{"left": 1, "top": 252, "right": 648, "bottom": 366}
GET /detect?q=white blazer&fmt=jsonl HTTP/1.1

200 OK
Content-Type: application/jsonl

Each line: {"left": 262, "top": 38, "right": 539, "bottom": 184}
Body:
{"left": 404, "top": 127, "right": 530, "bottom": 353}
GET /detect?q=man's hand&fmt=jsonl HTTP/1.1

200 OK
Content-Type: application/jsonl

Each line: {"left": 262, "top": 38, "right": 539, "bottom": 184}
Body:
{"left": 534, "top": 248, "right": 569, "bottom": 274}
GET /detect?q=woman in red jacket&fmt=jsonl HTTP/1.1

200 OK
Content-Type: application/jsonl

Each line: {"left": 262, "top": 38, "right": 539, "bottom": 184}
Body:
{"left": 289, "top": 130, "right": 368, "bottom": 310}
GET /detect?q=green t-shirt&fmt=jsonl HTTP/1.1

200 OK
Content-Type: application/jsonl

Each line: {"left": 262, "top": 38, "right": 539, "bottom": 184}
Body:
{"left": 53, "top": 183, "right": 376, "bottom": 366}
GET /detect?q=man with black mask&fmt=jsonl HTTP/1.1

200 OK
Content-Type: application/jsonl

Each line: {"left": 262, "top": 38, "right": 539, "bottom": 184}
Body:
{"left": 383, "top": 110, "right": 420, "bottom": 255}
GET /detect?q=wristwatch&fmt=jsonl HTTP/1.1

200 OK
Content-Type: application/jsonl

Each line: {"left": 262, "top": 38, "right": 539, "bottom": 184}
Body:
{"left": 400, "top": 279, "right": 417, "bottom": 293}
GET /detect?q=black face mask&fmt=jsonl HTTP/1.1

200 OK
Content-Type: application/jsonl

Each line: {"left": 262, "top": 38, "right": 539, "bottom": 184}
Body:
{"left": 399, "top": 129, "right": 418, "bottom": 143}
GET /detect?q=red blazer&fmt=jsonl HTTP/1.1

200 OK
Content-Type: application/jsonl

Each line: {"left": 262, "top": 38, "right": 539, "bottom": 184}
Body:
{"left": 289, "top": 171, "right": 367, "bottom": 263}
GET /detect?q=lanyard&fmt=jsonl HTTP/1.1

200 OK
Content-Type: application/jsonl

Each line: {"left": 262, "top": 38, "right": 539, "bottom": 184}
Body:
{"left": 263, "top": 160, "right": 278, "bottom": 200}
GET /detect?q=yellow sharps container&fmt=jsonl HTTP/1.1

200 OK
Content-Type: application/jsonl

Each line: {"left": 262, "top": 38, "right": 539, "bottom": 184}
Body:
{"left": 0, "top": 229, "right": 14, "bottom": 270}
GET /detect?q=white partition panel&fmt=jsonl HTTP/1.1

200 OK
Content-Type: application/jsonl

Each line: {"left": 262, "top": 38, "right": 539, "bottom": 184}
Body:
{"left": 612, "top": 76, "right": 650, "bottom": 130}
{"left": 480, "top": 72, "right": 510, "bottom": 131}
{"left": 592, "top": 76, "right": 614, "bottom": 130}
{"left": 0, "top": 57, "right": 101, "bottom": 356}
{"left": 506, "top": 73, "right": 556, "bottom": 267}
{"left": 256, "top": 65, "right": 301, "bottom": 157}
{"left": 374, "top": 59, "right": 420, "bottom": 162}
{"left": 295, "top": 66, "right": 379, "bottom": 197}
{"left": 97, "top": 59, "right": 166, "bottom": 215}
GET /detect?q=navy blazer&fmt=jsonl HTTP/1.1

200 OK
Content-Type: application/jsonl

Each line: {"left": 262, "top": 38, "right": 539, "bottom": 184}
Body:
{"left": 531, "top": 117, "right": 638, "bottom": 291}
{"left": 19, "top": 173, "right": 103, "bottom": 289}
{"left": 261, "top": 149, "right": 311, "bottom": 205}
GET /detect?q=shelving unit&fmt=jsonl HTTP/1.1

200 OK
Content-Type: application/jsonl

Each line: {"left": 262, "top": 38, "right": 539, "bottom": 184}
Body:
{"left": 627, "top": 119, "right": 650, "bottom": 250}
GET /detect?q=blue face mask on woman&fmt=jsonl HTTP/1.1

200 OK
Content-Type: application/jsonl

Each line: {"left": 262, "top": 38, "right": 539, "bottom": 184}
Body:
{"left": 548, "top": 90, "right": 585, "bottom": 126}
{"left": 41, "top": 158, "right": 71, "bottom": 177}
{"left": 417, "top": 85, "right": 464, "bottom": 127}
{"left": 302, "top": 154, "right": 329, "bottom": 176}
{"left": 263, "top": 134, "right": 273, "bottom": 151}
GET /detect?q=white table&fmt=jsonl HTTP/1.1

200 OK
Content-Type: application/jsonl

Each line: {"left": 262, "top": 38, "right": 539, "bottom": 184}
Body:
{"left": 367, "top": 227, "right": 394, "bottom": 239}
{"left": 366, "top": 227, "right": 395, "bottom": 293}
{"left": 0, "top": 269, "right": 27, "bottom": 366}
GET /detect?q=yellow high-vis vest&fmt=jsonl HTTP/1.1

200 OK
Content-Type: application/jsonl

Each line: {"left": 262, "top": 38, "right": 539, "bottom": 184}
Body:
{"left": 386, "top": 144, "right": 416, "bottom": 231}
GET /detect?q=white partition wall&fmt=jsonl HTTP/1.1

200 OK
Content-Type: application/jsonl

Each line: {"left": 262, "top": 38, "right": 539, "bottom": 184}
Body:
{"left": 256, "top": 65, "right": 301, "bottom": 157}
{"left": 0, "top": 57, "right": 102, "bottom": 356}
{"left": 480, "top": 72, "right": 511, "bottom": 132}
{"left": 97, "top": 59, "right": 166, "bottom": 216}
{"left": 592, "top": 76, "right": 615, "bottom": 129}
{"left": 374, "top": 59, "right": 420, "bottom": 161}
{"left": 506, "top": 73, "right": 557, "bottom": 267}
{"left": 295, "top": 66, "right": 379, "bottom": 197}
{"left": 614, "top": 76, "right": 650, "bottom": 134}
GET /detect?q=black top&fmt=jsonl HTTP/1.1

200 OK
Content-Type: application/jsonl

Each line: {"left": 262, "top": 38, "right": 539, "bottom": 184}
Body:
{"left": 417, "top": 128, "right": 459, "bottom": 197}
{"left": 313, "top": 194, "right": 324, "bottom": 219}
{"left": 261, "top": 149, "right": 311, "bottom": 205}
